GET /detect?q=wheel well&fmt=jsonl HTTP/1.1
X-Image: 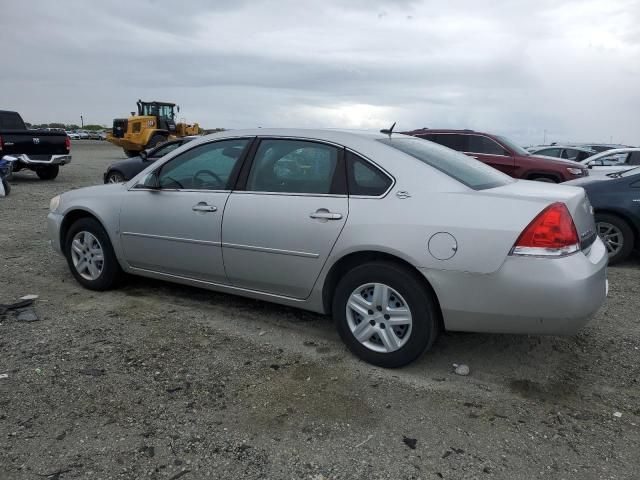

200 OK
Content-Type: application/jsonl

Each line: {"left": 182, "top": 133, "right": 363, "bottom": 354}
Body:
{"left": 595, "top": 209, "right": 639, "bottom": 247}
{"left": 526, "top": 172, "right": 560, "bottom": 182}
{"left": 322, "top": 251, "right": 443, "bottom": 327}
{"left": 59, "top": 210, "right": 100, "bottom": 250}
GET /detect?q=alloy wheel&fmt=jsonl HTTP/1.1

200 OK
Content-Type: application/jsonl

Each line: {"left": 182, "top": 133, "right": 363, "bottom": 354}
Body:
{"left": 71, "top": 231, "right": 105, "bottom": 281}
{"left": 597, "top": 221, "right": 623, "bottom": 257}
{"left": 345, "top": 283, "right": 413, "bottom": 353}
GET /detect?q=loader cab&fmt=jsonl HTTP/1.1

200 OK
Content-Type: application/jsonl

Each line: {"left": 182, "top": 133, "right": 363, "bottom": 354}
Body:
{"left": 136, "top": 100, "right": 177, "bottom": 134}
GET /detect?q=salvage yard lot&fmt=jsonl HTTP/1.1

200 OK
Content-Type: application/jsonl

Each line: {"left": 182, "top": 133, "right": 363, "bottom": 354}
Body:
{"left": 1, "top": 141, "right": 639, "bottom": 479}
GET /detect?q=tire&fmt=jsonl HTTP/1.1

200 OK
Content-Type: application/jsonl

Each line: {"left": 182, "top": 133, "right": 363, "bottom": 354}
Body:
{"left": 1, "top": 179, "right": 9, "bottom": 196}
{"left": 332, "top": 261, "right": 440, "bottom": 368}
{"left": 64, "top": 218, "right": 121, "bottom": 290}
{"left": 36, "top": 165, "right": 59, "bottom": 180}
{"left": 595, "top": 213, "right": 634, "bottom": 265}
{"left": 105, "top": 170, "right": 125, "bottom": 184}
{"left": 146, "top": 134, "right": 165, "bottom": 150}
{"left": 124, "top": 149, "right": 139, "bottom": 158}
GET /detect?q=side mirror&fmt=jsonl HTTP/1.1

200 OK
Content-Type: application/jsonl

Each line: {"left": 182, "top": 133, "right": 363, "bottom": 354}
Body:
{"left": 139, "top": 171, "right": 160, "bottom": 189}
{"left": 140, "top": 150, "right": 148, "bottom": 161}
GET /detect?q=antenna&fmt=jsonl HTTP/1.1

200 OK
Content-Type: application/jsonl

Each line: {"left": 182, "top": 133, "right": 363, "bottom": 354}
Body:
{"left": 380, "top": 122, "right": 396, "bottom": 137}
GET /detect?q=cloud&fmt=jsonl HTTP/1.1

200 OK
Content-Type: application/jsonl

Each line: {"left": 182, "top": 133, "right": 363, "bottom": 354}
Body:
{"left": 1, "top": 0, "right": 638, "bottom": 145}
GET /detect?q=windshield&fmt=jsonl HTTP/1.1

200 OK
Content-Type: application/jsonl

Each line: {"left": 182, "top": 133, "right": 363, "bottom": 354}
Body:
{"left": 379, "top": 137, "right": 513, "bottom": 190}
{"left": 495, "top": 135, "right": 530, "bottom": 156}
{"left": 608, "top": 167, "right": 640, "bottom": 178}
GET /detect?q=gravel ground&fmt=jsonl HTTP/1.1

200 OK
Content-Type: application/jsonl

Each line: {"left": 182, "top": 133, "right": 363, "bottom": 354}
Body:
{"left": 1, "top": 140, "right": 639, "bottom": 480}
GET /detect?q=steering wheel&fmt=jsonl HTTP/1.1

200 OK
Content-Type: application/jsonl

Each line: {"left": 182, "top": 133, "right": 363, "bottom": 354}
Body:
{"left": 193, "top": 169, "right": 224, "bottom": 189}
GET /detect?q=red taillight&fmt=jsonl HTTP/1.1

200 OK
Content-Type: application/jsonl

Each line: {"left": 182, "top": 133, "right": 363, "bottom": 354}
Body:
{"left": 65, "top": 136, "right": 71, "bottom": 151}
{"left": 511, "top": 202, "right": 580, "bottom": 256}
{"left": 0, "top": 134, "right": 4, "bottom": 152}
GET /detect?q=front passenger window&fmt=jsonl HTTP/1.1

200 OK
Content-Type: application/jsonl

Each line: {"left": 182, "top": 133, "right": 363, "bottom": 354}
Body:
{"left": 157, "top": 138, "right": 249, "bottom": 190}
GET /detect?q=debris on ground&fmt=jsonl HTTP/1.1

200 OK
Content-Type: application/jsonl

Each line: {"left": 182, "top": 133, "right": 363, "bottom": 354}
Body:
{"left": 0, "top": 373, "right": 8, "bottom": 379}
{"left": 355, "top": 435, "right": 373, "bottom": 448}
{"left": 20, "top": 294, "right": 39, "bottom": 301}
{"left": 16, "top": 307, "right": 39, "bottom": 322}
{"left": 453, "top": 363, "right": 470, "bottom": 376}
{"left": 402, "top": 436, "right": 417, "bottom": 449}
{"left": 0, "top": 298, "right": 39, "bottom": 322}
{"left": 613, "top": 411, "right": 623, "bottom": 418}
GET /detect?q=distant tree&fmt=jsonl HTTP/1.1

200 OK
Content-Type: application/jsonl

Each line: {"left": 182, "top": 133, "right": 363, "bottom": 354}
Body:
{"left": 48, "top": 123, "right": 66, "bottom": 129}
{"left": 83, "top": 124, "right": 106, "bottom": 131}
{"left": 24, "top": 122, "right": 32, "bottom": 128}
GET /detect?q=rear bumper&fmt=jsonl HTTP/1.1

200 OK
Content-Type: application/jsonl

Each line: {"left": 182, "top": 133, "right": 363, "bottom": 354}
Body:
{"left": 8, "top": 153, "right": 72, "bottom": 166}
{"left": 421, "top": 237, "right": 608, "bottom": 335}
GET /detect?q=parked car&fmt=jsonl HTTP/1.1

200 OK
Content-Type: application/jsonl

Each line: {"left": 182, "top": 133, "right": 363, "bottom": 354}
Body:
{"left": 0, "top": 110, "right": 72, "bottom": 180}
{"left": 573, "top": 143, "right": 630, "bottom": 153}
{"left": 66, "top": 131, "right": 79, "bottom": 139}
{"left": 76, "top": 130, "right": 90, "bottom": 140}
{"left": 566, "top": 168, "right": 640, "bottom": 264}
{"left": 580, "top": 148, "right": 640, "bottom": 174}
{"left": 528, "top": 145, "right": 597, "bottom": 162}
{"left": 87, "top": 131, "right": 103, "bottom": 140}
{"left": 404, "top": 129, "right": 589, "bottom": 182}
{"left": 48, "top": 129, "right": 607, "bottom": 367}
{"left": 103, "top": 136, "right": 199, "bottom": 183}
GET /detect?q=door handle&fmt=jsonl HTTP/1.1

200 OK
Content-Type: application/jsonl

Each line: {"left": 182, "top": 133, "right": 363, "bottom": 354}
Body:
{"left": 310, "top": 210, "right": 342, "bottom": 220}
{"left": 192, "top": 203, "right": 217, "bottom": 212}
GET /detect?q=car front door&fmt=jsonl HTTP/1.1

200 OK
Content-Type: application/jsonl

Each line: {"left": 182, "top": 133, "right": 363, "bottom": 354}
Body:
{"left": 465, "top": 134, "right": 516, "bottom": 175}
{"left": 119, "top": 138, "right": 252, "bottom": 282}
{"left": 221, "top": 138, "right": 348, "bottom": 299}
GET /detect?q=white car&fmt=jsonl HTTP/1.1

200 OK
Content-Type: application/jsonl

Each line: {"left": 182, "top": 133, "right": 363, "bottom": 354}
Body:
{"left": 66, "top": 131, "right": 80, "bottom": 140}
{"left": 581, "top": 148, "right": 640, "bottom": 174}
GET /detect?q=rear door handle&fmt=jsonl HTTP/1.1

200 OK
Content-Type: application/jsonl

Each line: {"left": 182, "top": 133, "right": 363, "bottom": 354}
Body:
{"left": 310, "top": 210, "right": 342, "bottom": 220}
{"left": 192, "top": 203, "right": 217, "bottom": 212}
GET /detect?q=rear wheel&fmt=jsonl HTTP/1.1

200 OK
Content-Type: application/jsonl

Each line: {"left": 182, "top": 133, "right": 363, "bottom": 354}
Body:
{"left": 1, "top": 179, "right": 10, "bottom": 195}
{"left": 36, "top": 165, "right": 59, "bottom": 180}
{"left": 333, "top": 261, "right": 440, "bottom": 368}
{"left": 595, "top": 213, "right": 634, "bottom": 264}
{"left": 64, "top": 218, "right": 121, "bottom": 290}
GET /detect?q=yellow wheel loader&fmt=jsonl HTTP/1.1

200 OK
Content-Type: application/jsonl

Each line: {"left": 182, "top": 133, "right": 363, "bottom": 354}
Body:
{"left": 107, "top": 100, "right": 200, "bottom": 157}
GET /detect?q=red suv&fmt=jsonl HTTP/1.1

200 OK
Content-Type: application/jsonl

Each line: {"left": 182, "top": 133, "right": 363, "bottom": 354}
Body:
{"left": 404, "top": 129, "right": 589, "bottom": 182}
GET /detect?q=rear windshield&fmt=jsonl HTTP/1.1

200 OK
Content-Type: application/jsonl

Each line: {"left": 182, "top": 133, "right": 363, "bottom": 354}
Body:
{"left": 378, "top": 137, "right": 513, "bottom": 190}
{"left": 0, "top": 112, "right": 26, "bottom": 130}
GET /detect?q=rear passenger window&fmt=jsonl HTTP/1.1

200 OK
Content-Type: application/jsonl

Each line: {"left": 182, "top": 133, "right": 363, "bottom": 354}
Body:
{"left": 422, "top": 134, "right": 467, "bottom": 152}
{"left": 468, "top": 136, "right": 508, "bottom": 155}
{"left": 346, "top": 151, "right": 392, "bottom": 196}
{"left": 247, "top": 139, "right": 339, "bottom": 194}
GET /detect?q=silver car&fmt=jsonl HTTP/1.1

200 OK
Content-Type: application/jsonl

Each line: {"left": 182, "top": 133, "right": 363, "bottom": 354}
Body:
{"left": 47, "top": 129, "right": 608, "bottom": 367}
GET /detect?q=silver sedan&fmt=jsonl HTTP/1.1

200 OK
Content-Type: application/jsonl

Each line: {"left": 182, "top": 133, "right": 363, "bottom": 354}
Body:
{"left": 47, "top": 129, "right": 608, "bottom": 367}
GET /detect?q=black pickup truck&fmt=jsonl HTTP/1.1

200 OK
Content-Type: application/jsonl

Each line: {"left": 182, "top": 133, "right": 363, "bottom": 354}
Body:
{"left": 0, "top": 110, "right": 71, "bottom": 180}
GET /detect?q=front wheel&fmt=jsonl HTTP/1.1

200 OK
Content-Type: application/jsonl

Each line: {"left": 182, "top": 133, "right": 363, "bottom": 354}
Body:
{"left": 64, "top": 218, "right": 121, "bottom": 290}
{"left": 333, "top": 262, "right": 440, "bottom": 368}
{"left": 105, "top": 170, "right": 125, "bottom": 184}
{"left": 146, "top": 134, "right": 166, "bottom": 149}
{"left": 1, "top": 179, "right": 10, "bottom": 195}
{"left": 596, "top": 213, "right": 634, "bottom": 264}
{"left": 36, "top": 165, "right": 59, "bottom": 180}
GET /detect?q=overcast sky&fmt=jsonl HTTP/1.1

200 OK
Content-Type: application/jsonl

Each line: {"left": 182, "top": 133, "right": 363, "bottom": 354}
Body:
{"left": 2, "top": 0, "right": 639, "bottom": 145}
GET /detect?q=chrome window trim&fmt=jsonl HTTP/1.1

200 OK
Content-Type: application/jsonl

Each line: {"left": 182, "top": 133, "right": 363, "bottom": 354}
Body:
{"left": 121, "top": 231, "right": 222, "bottom": 247}
{"left": 230, "top": 191, "right": 347, "bottom": 198}
{"left": 129, "top": 187, "right": 231, "bottom": 193}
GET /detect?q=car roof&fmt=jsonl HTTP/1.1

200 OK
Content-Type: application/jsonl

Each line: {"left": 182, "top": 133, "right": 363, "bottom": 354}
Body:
{"left": 580, "top": 147, "right": 640, "bottom": 163}
{"left": 403, "top": 128, "right": 483, "bottom": 136}
{"left": 200, "top": 128, "right": 401, "bottom": 144}
{"left": 531, "top": 145, "right": 595, "bottom": 153}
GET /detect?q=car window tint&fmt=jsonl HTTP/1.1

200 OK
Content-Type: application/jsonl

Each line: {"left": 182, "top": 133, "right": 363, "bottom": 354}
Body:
{"left": 379, "top": 137, "right": 512, "bottom": 190}
{"left": 247, "top": 139, "right": 339, "bottom": 194}
{"left": 467, "top": 135, "right": 508, "bottom": 155}
{"left": 537, "top": 148, "right": 561, "bottom": 157}
{"left": 346, "top": 151, "right": 392, "bottom": 196}
{"left": 158, "top": 138, "right": 249, "bottom": 190}
{"left": 422, "top": 133, "right": 467, "bottom": 151}
{"left": 153, "top": 142, "right": 182, "bottom": 158}
{"left": 627, "top": 152, "right": 640, "bottom": 166}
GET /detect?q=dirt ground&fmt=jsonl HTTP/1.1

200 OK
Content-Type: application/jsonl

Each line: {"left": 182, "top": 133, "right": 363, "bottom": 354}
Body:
{"left": 1, "top": 140, "right": 638, "bottom": 480}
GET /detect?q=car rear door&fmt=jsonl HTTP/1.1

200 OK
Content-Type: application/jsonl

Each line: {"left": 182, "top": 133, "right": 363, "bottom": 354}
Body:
{"left": 221, "top": 137, "right": 348, "bottom": 299}
{"left": 465, "top": 134, "right": 516, "bottom": 175}
{"left": 119, "top": 138, "right": 252, "bottom": 282}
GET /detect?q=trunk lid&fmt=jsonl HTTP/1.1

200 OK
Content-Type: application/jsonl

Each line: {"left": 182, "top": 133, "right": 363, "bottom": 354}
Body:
{"left": 482, "top": 179, "right": 597, "bottom": 250}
